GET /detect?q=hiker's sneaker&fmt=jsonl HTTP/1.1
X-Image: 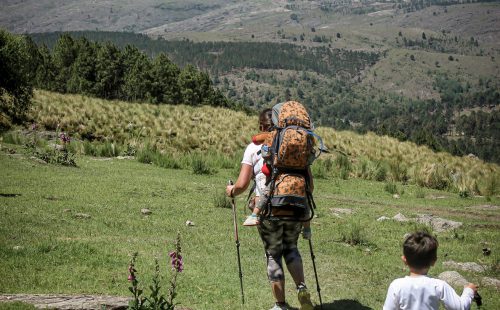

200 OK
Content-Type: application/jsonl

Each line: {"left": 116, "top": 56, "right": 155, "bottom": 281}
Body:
{"left": 269, "top": 303, "right": 289, "bottom": 310}
{"left": 243, "top": 215, "right": 259, "bottom": 226}
{"left": 297, "top": 284, "right": 314, "bottom": 310}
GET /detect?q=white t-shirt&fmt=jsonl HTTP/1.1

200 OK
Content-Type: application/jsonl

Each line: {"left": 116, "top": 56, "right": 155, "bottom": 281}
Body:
{"left": 241, "top": 143, "right": 267, "bottom": 197}
{"left": 383, "top": 275, "right": 474, "bottom": 310}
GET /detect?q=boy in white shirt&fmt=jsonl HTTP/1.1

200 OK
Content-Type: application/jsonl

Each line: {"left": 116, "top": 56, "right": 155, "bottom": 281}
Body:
{"left": 383, "top": 231, "right": 478, "bottom": 310}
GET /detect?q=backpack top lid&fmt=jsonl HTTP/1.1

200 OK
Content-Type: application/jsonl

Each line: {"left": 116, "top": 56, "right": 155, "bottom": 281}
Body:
{"left": 272, "top": 101, "right": 312, "bottom": 129}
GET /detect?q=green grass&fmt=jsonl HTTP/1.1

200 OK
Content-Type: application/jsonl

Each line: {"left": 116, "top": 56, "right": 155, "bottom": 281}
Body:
{"left": 0, "top": 145, "right": 499, "bottom": 309}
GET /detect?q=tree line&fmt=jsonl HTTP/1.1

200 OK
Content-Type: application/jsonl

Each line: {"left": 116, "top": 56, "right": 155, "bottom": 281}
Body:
{"left": 30, "top": 31, "right": 379, "bottom": 78}
{"left": 1, "top": 29, "right": 244, "bottom": 130}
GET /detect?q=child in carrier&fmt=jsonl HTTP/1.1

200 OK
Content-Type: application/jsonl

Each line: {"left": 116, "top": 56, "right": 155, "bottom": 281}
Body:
{"left": 242, "top": 154, "right": 271, "bottom": 226}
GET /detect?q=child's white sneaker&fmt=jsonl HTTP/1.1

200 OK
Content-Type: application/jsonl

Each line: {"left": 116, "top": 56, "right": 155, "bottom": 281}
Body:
{"left": 243, "top": 214, "right": 259, "bottom": 226}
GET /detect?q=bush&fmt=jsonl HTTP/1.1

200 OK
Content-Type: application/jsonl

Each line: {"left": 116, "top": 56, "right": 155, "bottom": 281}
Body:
{"left": 213, "top": 191, "right": 232, "bottom": 209}
{"left": 374, "top": 162, "right": 388, "bottom": 182}
{"left": 312, "top": 158, "right": 333, "bottom": 179}
{"left": 26, "top": 143, "right": 77, "bottom": 167}
{"left": 415, "top": 186, "right": 425, "bottom": 198}
{"left": 136, "top": 148, "right": 155, "bottom": 164}
{"left": 340, "top": 220, "right": 368, "bottom": 246}
{"left": 191, "top": 156, "right": 214, "bottom": 175}
{"left": 2, "top": 131, "right": 24, "bottom": 145}
{"left": 335, "top": 154, "right": 351, "bottom": 179}
{"left": 384, "top": 182, "right": 399, "bottom": 195}
{"left": 154, "top": 152, "right": 181, "bottom": 169}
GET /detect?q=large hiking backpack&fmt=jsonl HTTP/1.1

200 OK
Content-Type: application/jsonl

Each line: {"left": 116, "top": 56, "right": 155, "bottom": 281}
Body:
{"left": 259, "top": 101, "right": 323, "bottom": 220}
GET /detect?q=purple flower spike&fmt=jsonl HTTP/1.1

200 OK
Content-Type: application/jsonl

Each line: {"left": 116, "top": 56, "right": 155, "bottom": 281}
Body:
{"left": 128, "top": 274, "right": 135, "bottom": 282}
{"left": 169, "top": 251, "right": 184, "bottom": 273}
{"left": 59, "top": 133, "right": 71, "bottom": 143}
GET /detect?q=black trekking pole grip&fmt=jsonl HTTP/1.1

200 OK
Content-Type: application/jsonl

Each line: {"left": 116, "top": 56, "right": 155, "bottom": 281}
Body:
{"left": 309, "top": 239, "right": 323, "bottom": 309}
{"left": 228, "top": 180, "right": 245, "bottom": 304}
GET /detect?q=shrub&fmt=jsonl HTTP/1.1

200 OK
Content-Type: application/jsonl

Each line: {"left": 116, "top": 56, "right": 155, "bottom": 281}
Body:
{"left": 2, "top": 131, "right": 24, "bottom": 145}
{"left": 389, "top": 158, "right": 408, "bottom": 183}
{"left": 191, "top": 156, "right": 214, "bottom": 175}
{"left": 340, "top": 220, "right": 368, "bottom": 246}
{"left": 415, "top": 186, "right": 425, "bottom": 198}
{"left": 136, "top": 148, "right": 155, "bottom": 164}
{"left": 312, "top": 158, "right": 331, "bottom": 179}
{"left": 374, "top": 162, "right": 388, "bottom": 182}
{"left": 26, "top": 143, "right": 76, "bottom": 167}
{"left": 154, "top": 152, "right": 181, "bottom": 170}
{"left": 335, "top": 154, "right": 351, "bottom": 179}
{"left": 384, "top": 182, "right": 398, "bottom": 195}
{"left": 213, "top": 191, "right": 232, "bottom": 209}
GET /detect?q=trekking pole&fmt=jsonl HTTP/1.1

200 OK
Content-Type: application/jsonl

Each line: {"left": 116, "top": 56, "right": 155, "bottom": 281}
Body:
{"left": 228, "top": 180, "right": 245, "bottom": 305}
{"left": 308, "top": 239, "right": 323, "bottom": 309}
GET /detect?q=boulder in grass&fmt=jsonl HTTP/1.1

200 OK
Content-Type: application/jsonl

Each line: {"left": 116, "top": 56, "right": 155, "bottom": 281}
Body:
{"left": 417, "top": 214, "right": 462, "bottom": 232}
{"left": 377, "top": 216, "right": 390, "bottom": 222}
{"left": 74, "top": 213, "right": 91, "bottom": 219}
{"left": 438, "top": 271, "right": 468, "bottom": 287}
{"left": 393, "top": 213, "right": 408, "bottom": 222}
{"left": 481, "top": 277, "right": 500, "bottom": 291}
{"left": 442, "top": 260, "right": 487, "bottom": 273}
{"left": 141, "top": 208, "right": 152, "bottom": 215}
{"left": 330, "top": 208, "right": 354, "bottom": 218}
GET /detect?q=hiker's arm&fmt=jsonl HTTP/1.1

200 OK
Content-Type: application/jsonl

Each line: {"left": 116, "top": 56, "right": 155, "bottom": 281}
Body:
{"left": 226, "top": 163, "right": 253, "bottom": 197}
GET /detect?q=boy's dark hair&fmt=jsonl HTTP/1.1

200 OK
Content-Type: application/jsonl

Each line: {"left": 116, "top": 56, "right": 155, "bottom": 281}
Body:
{"left": 403, "top": 231, "right": 438, "bottom": 269}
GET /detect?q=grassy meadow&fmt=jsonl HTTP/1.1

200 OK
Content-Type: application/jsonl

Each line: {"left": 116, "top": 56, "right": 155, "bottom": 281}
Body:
{"left": 0, "top": 90, "right": 499, "bottom": 309}
{"left": 0, "top": 140, "right": 499, "bottom": 309}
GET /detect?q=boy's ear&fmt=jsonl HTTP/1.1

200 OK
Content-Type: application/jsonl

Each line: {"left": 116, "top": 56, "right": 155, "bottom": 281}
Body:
{"left": 401, "top": 255, "right": 408, "bottom": 266}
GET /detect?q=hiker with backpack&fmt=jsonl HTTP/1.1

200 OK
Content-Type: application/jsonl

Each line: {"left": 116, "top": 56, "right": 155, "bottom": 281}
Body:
{"left": 226, "top": 102, "right": 322, "bottom": 310}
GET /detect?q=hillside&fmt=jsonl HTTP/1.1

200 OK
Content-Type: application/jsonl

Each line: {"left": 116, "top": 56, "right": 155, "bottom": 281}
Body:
{"left": 25, "top": 90, "right": 499, "bottom": 196}
{"left": 29, "top": 31, "right": 500, "bottom": 164}
{"left": 2, "top": 1, "right": 499, "bottom": 162}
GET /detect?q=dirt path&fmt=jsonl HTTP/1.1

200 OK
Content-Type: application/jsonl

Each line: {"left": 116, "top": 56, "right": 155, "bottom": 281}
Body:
{"left": 0, "top": 294, "right": 193, "bottom": 310}
{"left": 0, "top": 294, "right": 130, "bottom": 309}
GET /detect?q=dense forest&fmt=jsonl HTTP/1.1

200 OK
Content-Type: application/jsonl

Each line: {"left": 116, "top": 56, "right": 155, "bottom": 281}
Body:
{"left": 2, "top": 30, "right": 244, "bottom": 119}
{"left": 30, "top": 31, "right": 379, "bottom": 78}
{"left": 7, "top": 30, "right": 500, "bottom": 163}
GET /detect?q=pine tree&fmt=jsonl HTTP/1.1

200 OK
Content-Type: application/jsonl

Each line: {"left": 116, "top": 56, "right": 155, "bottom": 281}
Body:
{"left": 52, "top": 34, "right": 77, "bottom": 93}
{"left": 0, "top": 30, "right": 33, "bottom": 127}
{"left": 121, "top": 45, "right": 152, "bottom": 102}
{"left": 149, "top": 53, "right": 181, "bottom": 104}
{"left": 94, "top": 42, "right": 123, "bottom": 99}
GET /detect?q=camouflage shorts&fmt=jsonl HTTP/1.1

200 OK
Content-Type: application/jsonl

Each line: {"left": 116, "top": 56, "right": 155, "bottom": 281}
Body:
{"left": 258, "top": 219, "right": 303, "bottom": 281}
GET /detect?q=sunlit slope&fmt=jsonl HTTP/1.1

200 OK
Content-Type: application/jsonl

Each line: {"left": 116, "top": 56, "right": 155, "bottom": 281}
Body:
{"left": 31, "top": 90, "right": 498, "bottom": 194}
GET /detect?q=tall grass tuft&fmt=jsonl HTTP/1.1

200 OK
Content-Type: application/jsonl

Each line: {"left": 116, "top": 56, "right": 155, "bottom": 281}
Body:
{"left": 191, "top": 156, "right": 215, "bottom": 175}
{"left": 415, "top": 186, "right": 425, "bottom": 198}
{"left": 335, "top": 154, "right": 351, "bottom": 180}
{"left": 374, "top": 161, "right": 388, "bottom": 182}
{"left": 312, "top": 157, "right": 333, "bottom": 179}
{"left": 2, "top": 131, "right": 25, "bottom": 145}
{"left": 340, "top": 220, "right": 368, "bottom": 246}
{"left": 213, "top": 190, "right": 232, "bottom": 209}
{"left": 384, "top": 182, "right": 399, "bottom": 195}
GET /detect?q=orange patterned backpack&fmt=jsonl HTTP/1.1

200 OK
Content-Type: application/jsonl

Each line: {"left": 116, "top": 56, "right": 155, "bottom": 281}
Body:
{"left": 257, "top": 101, "right": 323, "bottom": 220}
